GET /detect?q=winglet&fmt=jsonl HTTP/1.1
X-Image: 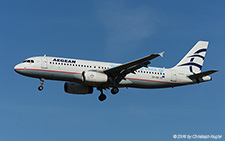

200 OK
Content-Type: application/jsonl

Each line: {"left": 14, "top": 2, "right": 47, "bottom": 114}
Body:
{"left": 159, "top": 51, "right": 164, "bottom": 57}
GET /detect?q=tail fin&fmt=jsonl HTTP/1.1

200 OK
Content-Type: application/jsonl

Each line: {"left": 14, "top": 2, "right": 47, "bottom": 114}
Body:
{"left": 173, "top": 41, "right": 209, "bottom": 74}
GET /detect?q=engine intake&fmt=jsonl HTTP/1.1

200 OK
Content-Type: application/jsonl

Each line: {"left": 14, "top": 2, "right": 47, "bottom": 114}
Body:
{"left": 64, "top": 82, "right": 93, "bottom": 94}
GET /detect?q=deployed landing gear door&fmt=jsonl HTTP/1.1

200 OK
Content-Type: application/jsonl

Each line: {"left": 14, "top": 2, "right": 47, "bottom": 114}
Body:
{"left": 41, "top": 57, "right": 48, "bottom": 69}
{"left": 171, "top": 70, "right": 177, "bottom": 82}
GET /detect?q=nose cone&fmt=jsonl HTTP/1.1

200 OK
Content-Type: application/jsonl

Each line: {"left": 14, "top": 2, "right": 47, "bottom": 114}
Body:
{"left": 14, "top": 64, "right": 19, "bottom": 73}
{"left": 14, "top": 63, "right": 23, "bottom": 74}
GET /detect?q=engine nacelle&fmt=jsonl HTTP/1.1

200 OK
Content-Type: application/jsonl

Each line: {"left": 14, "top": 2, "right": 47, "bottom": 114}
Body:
{"left": 64, "top": 82, "right": 93, "bottom": 94}
{"left": 82, "top": 71, "right": 108, "bottom": 83}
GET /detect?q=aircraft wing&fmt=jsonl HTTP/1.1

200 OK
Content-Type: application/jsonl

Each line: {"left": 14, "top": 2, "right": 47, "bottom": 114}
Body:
{"left": 104, "top": 52, "right": 164, "bottom": 84}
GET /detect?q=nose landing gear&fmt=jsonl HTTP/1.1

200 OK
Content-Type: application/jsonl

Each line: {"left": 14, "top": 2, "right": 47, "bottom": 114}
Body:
{"left": 38, "top": 78, "right": 44, "bottom": 91}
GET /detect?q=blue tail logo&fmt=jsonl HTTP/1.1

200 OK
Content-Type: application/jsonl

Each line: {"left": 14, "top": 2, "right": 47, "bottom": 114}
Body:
{"left": 178, "top": 48, "right": 207, "bottom": 74}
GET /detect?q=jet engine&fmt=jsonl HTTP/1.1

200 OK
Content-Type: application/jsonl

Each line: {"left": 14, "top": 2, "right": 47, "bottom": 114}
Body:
{"left": 64, "top": 82, "right": 93, "bottom": 94}
{"left": 82, "top": 71, "right": 108, "bottom": 83}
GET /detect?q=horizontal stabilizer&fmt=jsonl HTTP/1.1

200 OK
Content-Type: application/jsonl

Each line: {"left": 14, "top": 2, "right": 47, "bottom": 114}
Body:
{"left": 188, "top": 70, "right": 218, "bottom": 79}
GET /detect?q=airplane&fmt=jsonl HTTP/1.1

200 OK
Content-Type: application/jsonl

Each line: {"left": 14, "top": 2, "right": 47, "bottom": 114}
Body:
{"left": 14, "top": 41, "right": 218, "bottom": 101}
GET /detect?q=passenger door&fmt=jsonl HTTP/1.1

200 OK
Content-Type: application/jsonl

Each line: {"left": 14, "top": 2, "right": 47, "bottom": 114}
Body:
{"left": 171, "top": 70, "right": 177, "bottom": 82}
{"left": 41, "top": 57, "right": 48, "bottom": 69}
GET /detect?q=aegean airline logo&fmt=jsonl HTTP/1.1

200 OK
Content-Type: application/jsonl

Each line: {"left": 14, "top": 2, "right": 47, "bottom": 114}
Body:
{"left": 53, "top": 58, "right": 76, "bottom": 63}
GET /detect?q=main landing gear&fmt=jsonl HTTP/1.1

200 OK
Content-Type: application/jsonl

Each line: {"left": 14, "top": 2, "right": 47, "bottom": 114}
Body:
{"left": 97, "top": 87, "right": 119, "bottom": 101}
{"left": 38, "top": 78, "right": 44, "bottom": 91}
{"left": 97, "top": 87, "right": 106, "bottom": 101}
{"left": 111, "top": 87, "right": 119, "bottom": 95}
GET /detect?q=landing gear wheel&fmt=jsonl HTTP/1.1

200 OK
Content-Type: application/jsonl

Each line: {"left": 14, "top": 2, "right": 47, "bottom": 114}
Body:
{"left": 38, "top": 86, "right": 43, "bottom": 91}
{"left": 38, "top": 78, "right": 44, "bottom": 91}
{"left": 98, "top": 94, "right": 106, "bottom": 101}
{"left": 111, "top": 87, "right": 119, "bottom": 95}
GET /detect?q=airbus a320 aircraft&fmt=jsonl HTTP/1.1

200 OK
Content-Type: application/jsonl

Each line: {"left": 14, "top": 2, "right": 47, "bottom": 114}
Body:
{"left": 14, "top": 41, "right": 217, "bottom": 101}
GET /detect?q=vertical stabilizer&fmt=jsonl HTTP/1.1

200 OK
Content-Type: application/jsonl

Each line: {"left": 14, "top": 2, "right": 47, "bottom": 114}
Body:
{"left": 173, "top": 41, "right": 209, "bottom": 74}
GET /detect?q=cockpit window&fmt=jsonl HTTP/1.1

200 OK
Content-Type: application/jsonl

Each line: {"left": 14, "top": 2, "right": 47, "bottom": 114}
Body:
{"left": 23, "top": 60, "right": 34, "bottom": 63}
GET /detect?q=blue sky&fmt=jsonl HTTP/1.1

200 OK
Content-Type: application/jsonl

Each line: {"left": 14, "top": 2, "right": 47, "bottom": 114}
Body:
{"left": 1, "top": 0, "right": 224, "bottom": 140}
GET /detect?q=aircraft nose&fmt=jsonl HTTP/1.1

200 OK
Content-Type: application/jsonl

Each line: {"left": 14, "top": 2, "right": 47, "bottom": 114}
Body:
{"left": 14, "top": 64, "right": 19, "bottom": 73}
{"left": 14, "top": 63, "right": 23, "bottom": 73}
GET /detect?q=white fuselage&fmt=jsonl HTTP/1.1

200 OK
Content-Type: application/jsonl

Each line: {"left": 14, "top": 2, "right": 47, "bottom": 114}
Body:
{"left": 14, "top": 56, "right": 211, "bottom": 89}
